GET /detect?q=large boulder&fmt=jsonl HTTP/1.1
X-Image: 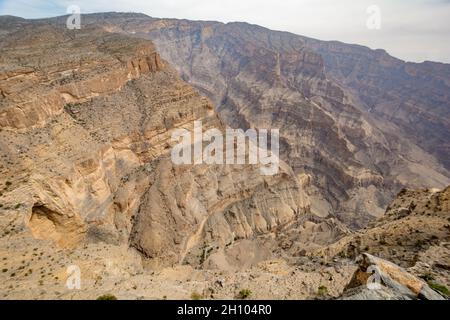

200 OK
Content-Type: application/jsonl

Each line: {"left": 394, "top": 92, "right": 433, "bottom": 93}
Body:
{"left": 341, "top": 253, "right": 446, "bottom": 300}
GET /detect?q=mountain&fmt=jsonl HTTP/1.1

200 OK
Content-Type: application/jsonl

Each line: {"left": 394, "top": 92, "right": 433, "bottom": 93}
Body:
{"left": 0, "top": 13, "right": 448, "bottom": 300}
{"left": 0, "top": 15, "right": 315, "bottom": 268}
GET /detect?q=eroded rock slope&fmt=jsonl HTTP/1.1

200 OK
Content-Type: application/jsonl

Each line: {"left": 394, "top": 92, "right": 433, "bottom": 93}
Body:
{"left": 0, "top": 17, "right": 318, "bottom": 270}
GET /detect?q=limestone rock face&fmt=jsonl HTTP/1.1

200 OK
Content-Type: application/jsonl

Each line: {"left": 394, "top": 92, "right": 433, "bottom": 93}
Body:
{"left": 68, "top": 13, "right": 450, "bottom": 229}
{"left": 0, "top": 23, "right": 168, "bottom": 249}
{"left": 0, "top": 26, "right": 163, "bottom": 130}
{"left": 0, "top": 18, "right": 313, "bottom": 268}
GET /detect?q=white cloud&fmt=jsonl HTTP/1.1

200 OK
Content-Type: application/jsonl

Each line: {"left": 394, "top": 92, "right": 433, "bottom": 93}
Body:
{"left": 1, "top": 0, "right": 449, "bottom": 63}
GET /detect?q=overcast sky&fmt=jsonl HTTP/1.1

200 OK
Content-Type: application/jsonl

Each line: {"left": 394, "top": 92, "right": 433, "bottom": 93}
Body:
{"left": 1, "top": 0, "right": 449, "bottom": 63}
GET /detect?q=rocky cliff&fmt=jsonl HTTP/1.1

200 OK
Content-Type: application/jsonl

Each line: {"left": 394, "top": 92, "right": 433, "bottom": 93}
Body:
{"left": 67, "top": 13, "right": 450, "bottom": 229}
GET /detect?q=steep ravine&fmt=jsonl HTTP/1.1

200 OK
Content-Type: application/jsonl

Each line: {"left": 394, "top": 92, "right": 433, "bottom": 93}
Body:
{"left": 0, "top": 14, "right": 448, "bottom": 300}
{"left": 68, "top": 13, "right": 450, "bottom": 229}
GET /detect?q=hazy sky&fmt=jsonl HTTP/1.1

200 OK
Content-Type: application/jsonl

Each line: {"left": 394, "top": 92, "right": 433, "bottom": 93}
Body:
{"left": 1, "top": 0, "right": 449, "bottom": 63}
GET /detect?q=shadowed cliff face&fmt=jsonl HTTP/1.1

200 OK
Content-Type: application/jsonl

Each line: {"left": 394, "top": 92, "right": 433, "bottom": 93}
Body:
{"left": 66, "top": 13, "right": 450, "bottom": 228}
{"left": 306, "top": 41, "right": 450, "bottom": 171}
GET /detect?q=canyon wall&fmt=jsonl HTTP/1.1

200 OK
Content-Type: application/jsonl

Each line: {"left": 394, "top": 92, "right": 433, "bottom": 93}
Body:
{"left": 0, "top": 18, "right": 317, "bottom": 268}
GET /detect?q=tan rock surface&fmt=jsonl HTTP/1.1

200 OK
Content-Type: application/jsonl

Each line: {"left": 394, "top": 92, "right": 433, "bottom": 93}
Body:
{"left": 0, "top": 14, "right": 448, "bottom": 300}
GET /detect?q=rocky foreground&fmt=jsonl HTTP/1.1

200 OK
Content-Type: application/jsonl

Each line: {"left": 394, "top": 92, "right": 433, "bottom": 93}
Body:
{"left": 0, "top": 14, "right": 449, "bottom": 300}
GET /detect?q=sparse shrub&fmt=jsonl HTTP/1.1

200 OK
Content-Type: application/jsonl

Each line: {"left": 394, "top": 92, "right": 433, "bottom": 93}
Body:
{"left": 429, "top": 282, "right": 449, "bottom": 297}
{"left": 236, "top": 289, "right": 252, "bottom": 300}
{"left": 14, "top": 203, "right": 21, "bottom": 209}
{"left": 318, "top": 285, "right": 328, "bottom": 296}
{"left": 96, "top": 294, "right": 118, "bottom": 300}
{"left": 190, "top": 291, "right": 203, "bottom": 300}
{"left": 5, "top": 181, "right": 12, "bottom": 187}
{"left": 420, "top": 274, "right": 449, "bottom": 297}
{"left": 415, "top": 239, "right": 426, "bottom": 247}
{"left": 2, "top": 268, "right": 7, "bottom": 273}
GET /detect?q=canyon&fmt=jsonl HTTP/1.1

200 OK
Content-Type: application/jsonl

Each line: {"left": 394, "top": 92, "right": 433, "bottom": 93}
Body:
{"left": 0, "top": 13, "right": 448, "bottom": 300}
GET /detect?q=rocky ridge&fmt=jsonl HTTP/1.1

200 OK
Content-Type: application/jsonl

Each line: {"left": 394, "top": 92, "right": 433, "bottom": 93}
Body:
{"left": 64, "top": 12, "right": 450, "bottom": 229}
{"left": 0, "top": 17, "right": 313, "bottom": 271}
